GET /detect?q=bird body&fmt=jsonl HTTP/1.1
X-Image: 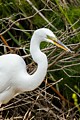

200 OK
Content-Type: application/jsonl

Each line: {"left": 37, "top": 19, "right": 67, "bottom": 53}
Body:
{"left": 0, "top": 54, "right": 26, "bottom": 104}
{"left": 0, "top": 28, "right": 71, "bottom": 105}
{"left": 0, "top": 53, "right": 47, "bottom": 104}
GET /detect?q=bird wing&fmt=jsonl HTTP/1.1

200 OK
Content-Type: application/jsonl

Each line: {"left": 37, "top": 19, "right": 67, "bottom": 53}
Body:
{"left": 0, "top": 72, "right": 11, "bottom": 93}
{"left": 0, "top": 54, "right": 29, "bottom": 93}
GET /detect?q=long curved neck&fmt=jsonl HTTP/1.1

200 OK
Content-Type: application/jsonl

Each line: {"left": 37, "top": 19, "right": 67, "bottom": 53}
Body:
{"left": 18, "top": 34, "right": 48, "bottom": 92}
{"left": 28, "top": 34, "right": 48, "bottom": 90}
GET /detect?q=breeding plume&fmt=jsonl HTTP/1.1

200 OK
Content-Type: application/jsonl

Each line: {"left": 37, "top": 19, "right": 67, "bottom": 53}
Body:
{"left": 0, "top": 28, "right": 71, "bottom": 105}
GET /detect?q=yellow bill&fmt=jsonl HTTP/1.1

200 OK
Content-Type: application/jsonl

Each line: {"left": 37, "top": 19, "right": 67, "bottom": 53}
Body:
{"left": 47, "top": 35, "right": 72, "bottom": 53}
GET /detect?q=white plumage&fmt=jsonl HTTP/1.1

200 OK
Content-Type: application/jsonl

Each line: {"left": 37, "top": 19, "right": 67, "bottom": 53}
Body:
{"left": 0, "top": 28, "right": 71, "bottom": 105}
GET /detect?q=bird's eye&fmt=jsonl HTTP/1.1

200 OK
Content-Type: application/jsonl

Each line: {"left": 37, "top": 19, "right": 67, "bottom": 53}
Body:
{"left": 47, "top": 35, "right": 57, "bottom": 42}
{"left": 47, "top": 35, "right": 52, "bottom": 40}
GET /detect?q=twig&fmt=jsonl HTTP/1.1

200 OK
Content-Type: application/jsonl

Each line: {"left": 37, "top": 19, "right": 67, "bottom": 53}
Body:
{"left": 0, "top": 34, "right": 12, "bottom": 52}
{"left": 65, "top": 84, "right": 80, "bottom": 97}
{"left": 26, "top": 0, "right": 57, "bottom": 30}
{"left": 44, "top": 81, "right": 74, "bottom": 106}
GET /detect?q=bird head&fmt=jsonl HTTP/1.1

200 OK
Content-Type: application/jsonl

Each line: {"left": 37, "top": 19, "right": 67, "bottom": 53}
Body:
{"left": 34, "top": 28, "right": 72, "bottom": 53}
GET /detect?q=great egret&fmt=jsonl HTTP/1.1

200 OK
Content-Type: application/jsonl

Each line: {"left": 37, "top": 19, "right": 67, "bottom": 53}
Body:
{"left": 0, "top": 28, "right": 72, "bottom": 105}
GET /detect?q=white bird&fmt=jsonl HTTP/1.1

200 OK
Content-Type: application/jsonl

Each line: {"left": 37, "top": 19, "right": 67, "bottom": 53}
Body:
{"left": 0, "top": 28, "right": 71, "bottom": 105}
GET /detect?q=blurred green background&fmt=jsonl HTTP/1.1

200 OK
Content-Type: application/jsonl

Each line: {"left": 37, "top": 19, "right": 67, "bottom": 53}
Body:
{"left": 0, "top": 0, "right": 80, "bottom": 118}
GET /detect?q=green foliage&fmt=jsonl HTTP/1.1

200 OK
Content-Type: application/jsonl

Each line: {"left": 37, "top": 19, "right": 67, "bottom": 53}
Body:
{"left": 0, "top": 1, "right": 80, "bottom": 118}
{"left": 72, "top": 86, "right": 80, "bottom": 112}
{"left": 67, "top": 7, "right": 80, "bottom": 34}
